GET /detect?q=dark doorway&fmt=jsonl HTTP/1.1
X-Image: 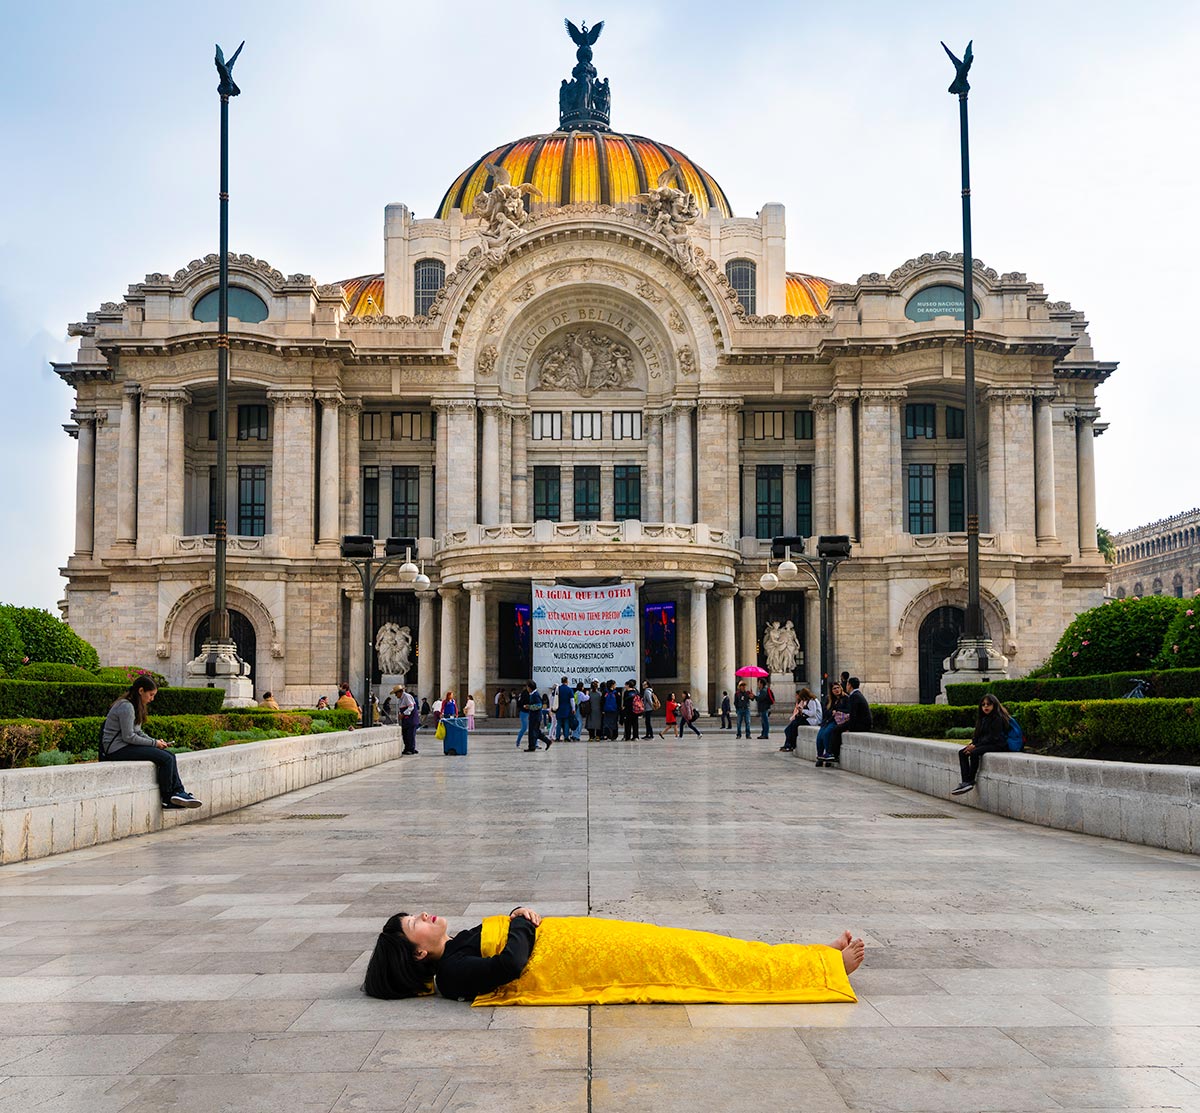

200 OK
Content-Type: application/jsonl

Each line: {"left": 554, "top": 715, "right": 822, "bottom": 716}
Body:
{"left": 193, "top": 609, "right": 258, "bottom": 691}
{"left": 918, "top": 606, "right": 965, "bottom": 704}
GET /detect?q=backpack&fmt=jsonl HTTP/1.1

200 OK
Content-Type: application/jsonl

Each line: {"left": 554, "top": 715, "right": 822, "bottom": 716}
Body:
{"left": 651, "top": 692, "right": 661, "bottom": 711}
{"left": 1006, "top": 717, "right": 1024, "bottom": 752}
{"left": 767, "top": 687, "right": 775, "bottom": 706}
{"left": 604, "top": 691, "right": 618, "bottom": 712}
{"left": 632, "top": 694, "right": 645, "bottom": 715}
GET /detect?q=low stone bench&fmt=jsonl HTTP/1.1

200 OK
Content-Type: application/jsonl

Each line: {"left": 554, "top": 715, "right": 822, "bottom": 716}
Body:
{"left": 796, "top": 726, "right": 1199, "bottom": 854}
{"left": 0, "top": 726, "right": 406, "bottom": 864}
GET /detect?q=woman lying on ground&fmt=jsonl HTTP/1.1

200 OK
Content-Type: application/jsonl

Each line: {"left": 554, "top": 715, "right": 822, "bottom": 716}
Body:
{"left": 362, "top": 906, "right": 864, "bottom": 1006}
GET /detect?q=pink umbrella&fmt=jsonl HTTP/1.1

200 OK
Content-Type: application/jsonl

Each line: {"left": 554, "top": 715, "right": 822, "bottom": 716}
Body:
{"left": 735, "top": 665, "right": 769, "bottom": 678}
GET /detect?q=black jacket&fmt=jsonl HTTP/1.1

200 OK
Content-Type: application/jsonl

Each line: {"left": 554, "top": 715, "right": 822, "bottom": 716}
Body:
{"left": 843, "top": 688, "right": 873, "bottom": 732}
{"left": 434, "top": 915, "right": 537, "bottom": 1002}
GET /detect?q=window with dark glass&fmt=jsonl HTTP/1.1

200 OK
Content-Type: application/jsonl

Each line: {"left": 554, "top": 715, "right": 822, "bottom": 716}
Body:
{"left": 208, "top": 465, "right": 218, "bottom": 533}
{"left": 725, "top": 258, "right": 757, "bottom": 315}
{"left": 207, "top": 410, "right": 218, "bottom": 441}
{"left": 796, "top": 465, "right": 813, "bottom": 537}
{"left": 905, "top": 403, "right": 936, "bottom": 440}
{"left": 361, "top": 412, "right": 383, "bottom": 441}
{"left": 413, "top": 258, "right": 445, "bottom": 316}
{"left": 573, "top": 466, "right": 601, "bottom": 520}
{"left": 362, "top": 466, "right": 379, "bottom": 536}
{"left": 572, "top": 412, "right": 602, "bottom": 440}
{"left": 614, "top": 465, "right": 641, "bottom": 520}
{"left": 192, "top": 285, "right": 269, "bottom": 324}
{"left": 237, "top": 465, "right": 267, "bottom": 536}
{"left": 755, "top": 464, "right": 783, "bottom": 539}
{"left": 948, "top": 463, "right": 965, "bottom": 532}
{"left": 946, "top": 405, "right": 965, "bottom": 440}
{"left": 794, "top": 410, "right": 814, "bottom": 440}
{"left": 533, "top": 466, "right": 561, "bottom": 521}
{"left": 237, "top": 404, "right": 268, "bottom": 441}
{"left": 391, "top": 466, "right": 419, "bottom": 537}
{"left": 907, "top": 463, "right": 935, "bottom": 534}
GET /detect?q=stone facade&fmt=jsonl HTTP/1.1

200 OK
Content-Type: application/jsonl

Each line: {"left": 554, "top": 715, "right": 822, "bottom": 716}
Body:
{"left": 55, "top": 54, "right": 1115, "bottom": 708}
{"left": 1110, "top": 509, "right": 1200, "bottom": 600}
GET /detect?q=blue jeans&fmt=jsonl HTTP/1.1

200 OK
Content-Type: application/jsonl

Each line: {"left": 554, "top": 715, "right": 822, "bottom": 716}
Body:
{"left": 555, "top": 712, "right": 571, "bottom": 740}
{"left": 758, "top": 710, "right": 770, "bottom": 737}
{"left": 101, "top": 744, "right": 185, "bottom": 802}
{"left": 815, "top": 722, "right": 837, "bottom": 758}
{"left": 735, "top": 708, "right": 751, "bottom": 737}
{"left": 515, "top": 710, "right": 529, "bottom": 748}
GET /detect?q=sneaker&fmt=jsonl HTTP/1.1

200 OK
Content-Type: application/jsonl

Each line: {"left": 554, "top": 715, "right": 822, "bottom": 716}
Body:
{"left": 169, "top": 793, "right": 203, "bottom": 809}
{"left": 950, "top": 782, "right": 975, "bottom": 796}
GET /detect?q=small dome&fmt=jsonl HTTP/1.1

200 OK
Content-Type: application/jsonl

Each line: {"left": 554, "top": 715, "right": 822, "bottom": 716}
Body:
{"left": 437, "top": 132, "right": 733, "bottom": 220}
{"left": 785, "top": 273, "right": 833, "bottom": 317}
{"left": 340, "top": 274, "right": 383, "bottom": 316}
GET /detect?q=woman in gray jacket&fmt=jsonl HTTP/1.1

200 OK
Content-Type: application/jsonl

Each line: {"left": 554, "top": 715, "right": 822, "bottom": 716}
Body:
{"left": 100, "top": 675, "right": 202, "bottom": 809}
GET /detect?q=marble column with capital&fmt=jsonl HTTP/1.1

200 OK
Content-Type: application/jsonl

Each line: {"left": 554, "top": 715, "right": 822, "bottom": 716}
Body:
{"left": 858, "top": 389, "right": 905, "bottom": 541}
{"left": 673, "top": 403, "right": 695, "bottom": 524}
{"left": 738, "top": 588, "right": 760, "bottom": 671}
{"left": 137, "top": 388, "right": 188, "bottom": 553}
{"left": 164, "top": 389, "right": 189, "bottom": 540}
{"left": 1076, "top": 409, "right": 1099, "bottom": 555}
{"left": 689, "top": 580, "right": 713, "bottom": 710}
{"left": 444, "top": 403, "right": 477, "bottom": 531}
{"left": 433, "top": 402, "right": 449, "bottom": 535}
{"left": 317, "top": 392, "right": 342, "bottom": 545}
{"left": 645, "top": 412, "right": 664, "bottom": 521}
{"left": 341, "top": 399, "right": 362, "bottom": 537}
{"left": 697, "top": 401, "right": 740, "bottom": 534}
{"left": 812, "top": 400, "right": 835, "bottom": 537}
{"left": 416, "top": 589, "right": 438, "bottom": 702}
{"left": 987, "top": 392, "right": 1007, "bottom": 535}
{"left": 716, "top": 587, "right": 737, "bottom": 699}
{"left": 347, "top": 587, "right": 365, "bottom": 698}
{"left": 116, "top": 384, "right": 140, "bottom": 544}
{"left": 268, "top": 390, "right": 315, "bottom": 545}
{"left": 72, "top": 411, "right": 98, "bottom": 556}
{"left": 1035, "top": 394, "right": 1058, "bottom": 544}
{"left": 439, "top": 585, "right": 459, "bottom": 696}
{"left": 479, "top": 403, "right": 501, "bottom": 527}
{"left": 465, "top": 580, "right": 488, "bottom": 713}
{"left": 834, "top": 393, "right": 857, "bottom": 538}
{"left": 510, "top": 411, "right": 529, "bottom": 523}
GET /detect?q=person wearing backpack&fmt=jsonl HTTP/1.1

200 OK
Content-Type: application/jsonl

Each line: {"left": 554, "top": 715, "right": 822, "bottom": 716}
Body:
{"left": 602, "top": 681, "right": 620, "bottom": 739}
{"left": 524, "top": 681, "right": 548, "bottom": 751}
{"left": 952, "top": 693, "right": 1021, "bottom": 795}
{"left": 754, "top": 679, "right": 775, "bottom": 739}
{"left": 623, "top": 680, "right": 640, "bottom": 740}
{"left": 677, "top": 691, "right": 703, "bottom": 737}
{"left": 640, "top": 681, "right": 658, "bottom": 739}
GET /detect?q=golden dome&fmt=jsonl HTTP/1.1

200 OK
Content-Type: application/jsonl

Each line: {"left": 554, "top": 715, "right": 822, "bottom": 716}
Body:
{"left": 340, "top": 274, "right": 383, "bottom": 316}
{"left": 436, "top": 132, "right": 733, "bottom": 220}
{"left": 785, "top": 273, "right": 833, "bottom": 317}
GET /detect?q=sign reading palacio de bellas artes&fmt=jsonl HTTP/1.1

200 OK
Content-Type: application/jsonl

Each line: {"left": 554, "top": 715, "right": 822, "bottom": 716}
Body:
{"left": 532, "top": 583, "right": 640, "bottom": 691}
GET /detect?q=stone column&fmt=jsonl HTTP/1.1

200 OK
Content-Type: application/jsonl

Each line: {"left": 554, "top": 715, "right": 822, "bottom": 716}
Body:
{"left": 116, "top": 384, "right": 140, "bottom": 544}
{"left": 833, "top": 392, "right": 857, "bottom": 538}
{"left": 347, "top": 587, "right": 365, "bottom": 698}
{"left": 416, "top": 589, "right": 438, "bottom": 703}
{"left": 662, "top": 410, "right": 676, "bottom": 521}
{"left": 716, "top": 587, "right": 737, "bottom": 697}
{"left": 499, "top": 411, "right": 512, "bottom": 524}
{"left": 673, "top": 402, "right": 695, "bottom": 524}
{"left": 444, "top": 402, "right": 477, "bottom": 530}
{"left": 689, "top": 579, "right": 713, "bottom": 708}
{"left": 696, "top": 399, "right": 740, "bottom": 534}
{"left": 645, "top": 411, "right": 664, "bottom": 521}
{"left": 987, "top": 391, "right": 1007, "bottom": 535}
{"left": 1075, "top": 408, "right": 1099, "bottom": 555}
{"left": 316, "top": 392, "right": 342, "bottom": 545}
{"left": 511, "top": 410, "right": 529, "bottom": 523}
{"left": 136, "top": 390, "right": 168, "bottom": 551}
{"left": 739, "top": 587, "right": 760, "bottom": 667}
{"left": 433, "top": 402, "right": 449, "bottom": 536}
{"left": 465, "top": 580, "right": 488, "bottom": 713}
{"left": 418, "top": 464, "right": 434, "bottom": 538}
{"left": 164, "top": 388, "right": 189, "bottom": 539}
{"left": 439, "top": 585, "right": 459, "bottom": 696}
{"left": 479, "top": 402, "right": 501, "bottom": 527}
{"left": 858, "top": 389, "right": 905, "bottom": 541}
{"left": 1035, "top": 392, "right": 1058, "bottom": 544}
{"left": 600, "top": 465, "right": 615, "bottom": 520}
{"left": 342, "top": 398, "right": 362, "bottom": 537}
{"left": 71, "top": 410, "right": 98, "bottom": 556}
{"left": 812, "top": 399, "right": 835, "bottom": 536}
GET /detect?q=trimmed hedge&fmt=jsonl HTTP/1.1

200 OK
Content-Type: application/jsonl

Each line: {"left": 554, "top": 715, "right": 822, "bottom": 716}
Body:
{"left": 92, "top": 666, "right": 168, "bottom": 688}
{"left": 13, "top": 663, "right": 98, "bottom": 683}
{"left": 945, "top": 668, "right": 1200, "bottom": 706}
{"left": 0, "top": 681, "right": 224, "bottom": 720}
{"left": 870, "top": 704, "right": 974, "bottom": 737}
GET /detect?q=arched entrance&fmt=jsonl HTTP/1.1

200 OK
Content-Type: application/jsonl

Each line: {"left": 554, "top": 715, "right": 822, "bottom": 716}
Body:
{"left": 918, "top": 606, "right": 965, "bottom": 704}
{"left": 193, "top": 610, "right": 258, "bottom": 691}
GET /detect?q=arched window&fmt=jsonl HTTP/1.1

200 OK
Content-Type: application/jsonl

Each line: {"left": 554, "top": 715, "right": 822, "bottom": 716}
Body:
{"left": 1134, "top": 582, "right": 1143, "bottom": 596}
{"left": 192, "top": 285, "right": 269, "bottom": 323}
{"left": 725, "top": 258, "right": 756, "bottom": 315}
{"left": 413, "top": 259, "right": 445, "bottom": 316}
{"left": 1116, "top": 587, "right": 1126, "bottom": 599}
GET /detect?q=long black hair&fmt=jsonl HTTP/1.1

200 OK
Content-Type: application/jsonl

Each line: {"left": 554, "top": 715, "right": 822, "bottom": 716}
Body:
{"left": 112, "top": 674, "right": 157, "bottom": 726}
{"left": 362, "top": 913, "right": 436, "bottom": 999}
{"left": 973, "top": 692, "right": 1012, "bottom": 742}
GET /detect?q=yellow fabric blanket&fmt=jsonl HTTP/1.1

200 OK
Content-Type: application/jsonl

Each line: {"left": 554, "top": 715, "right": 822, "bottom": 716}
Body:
{"left": 472, "top": 916, "right": 856, "bottom": 1007}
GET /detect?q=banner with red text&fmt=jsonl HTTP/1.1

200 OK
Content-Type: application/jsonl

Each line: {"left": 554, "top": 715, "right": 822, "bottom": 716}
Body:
{"left": 532, "top": 583, "right": 640, "bottom": 691}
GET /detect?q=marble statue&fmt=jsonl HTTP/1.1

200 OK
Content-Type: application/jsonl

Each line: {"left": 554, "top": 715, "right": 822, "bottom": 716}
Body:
{"left": 631, "top": 163, "right": 700, "bottom": 268}
{"left": 535, "top": 329, "right": 635, "bottom": 396}
{"left": 762, "top": 619, "right": 800, "bottom": 675}
{"left": 375, "top": 623, "right": 413, "bottom": 677}
{"left": 473, "top": 162, "right": 542, "bottom": 257}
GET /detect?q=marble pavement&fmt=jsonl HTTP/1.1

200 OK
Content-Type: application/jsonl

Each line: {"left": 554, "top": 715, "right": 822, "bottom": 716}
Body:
{"left": 1, "top": 730, "right": 1199, "bottom": 1112}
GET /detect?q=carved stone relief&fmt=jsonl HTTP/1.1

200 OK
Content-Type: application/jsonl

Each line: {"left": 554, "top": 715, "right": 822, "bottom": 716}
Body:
{"left": 533, "top": 329, "right": 636, "bottom": 395}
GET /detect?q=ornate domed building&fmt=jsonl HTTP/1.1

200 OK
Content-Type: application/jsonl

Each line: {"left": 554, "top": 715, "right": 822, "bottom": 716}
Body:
{"left": 56, "top": 23, "right": 1112, "bottom": 708}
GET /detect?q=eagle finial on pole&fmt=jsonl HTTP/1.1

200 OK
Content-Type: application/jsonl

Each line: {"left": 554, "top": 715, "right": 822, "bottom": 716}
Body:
{"left": 940, "top": 40, "right": 973, "bottom": 96}
{"left": 215, "top": 41, "right": 244, "bottom": 98}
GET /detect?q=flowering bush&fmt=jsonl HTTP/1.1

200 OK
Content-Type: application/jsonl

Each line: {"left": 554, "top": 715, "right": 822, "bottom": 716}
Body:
{"left": 1045, "top": 596, "right": 1186, "bottom": 677}
{"left": 1154, "top": 606, "right": 1200, "bottom": 669}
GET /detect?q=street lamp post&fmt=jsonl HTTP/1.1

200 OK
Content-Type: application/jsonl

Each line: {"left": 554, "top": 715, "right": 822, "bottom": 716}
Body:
{"left": 340, "top": 536, "right": 429, "bottom": 722}
{"left": 761, "top": 535, "right": 852, "bottom": 702}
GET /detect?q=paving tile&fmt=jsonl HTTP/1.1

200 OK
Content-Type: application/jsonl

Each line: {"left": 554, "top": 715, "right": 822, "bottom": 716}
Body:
{"left": 136, "top": 1032, "right": 382, "bottom": 1075}
{"left": 57, "top": 974, "right": 257, "bottom": 1002}
{"left": 0, "top": 1075, "right": 141, "bottom": 1113}
{"left": 287, "top": 997, "right": 495, "bottom": 1032}
{"left": 1004, "top": 1024, "right": 1200, "bottom": 1067}
{"left": 116, "top": 1071, "right": 352, "bottom": 1113}
{"left": 799, "top": 1026, "right": 1043, "bottom": 1068}
{"left": 329, "top": 1070, "right": 587, "bottom": 1112}
{"left": 592, "top": 1068, "right": 849, "bottom": 1112}
{"left": 0, "top": 1033, "right": 175, "bottom": 1076}
{"left": 1051, "top": 993, "right": 1200, "bottom": 1026}
{"left": 593, "top": 1026, "right": 818, "bottom": 1070}
{"left": 362, "top": 1028, "right": 585, "bottom": 1070}
{"left": 686, "top": 1001, "right": 889, "bottom": 1028}
{"left": 868, "top": 993, "right": 1092, "bottom": 1028}
{"left": 588, "top": 1004, "right": 692, "bottom": 1028}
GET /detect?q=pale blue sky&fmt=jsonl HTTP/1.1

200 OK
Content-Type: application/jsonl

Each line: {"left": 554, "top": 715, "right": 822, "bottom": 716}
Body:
{"left": 2, "top": 0, "right": 1196, "bottom": 611}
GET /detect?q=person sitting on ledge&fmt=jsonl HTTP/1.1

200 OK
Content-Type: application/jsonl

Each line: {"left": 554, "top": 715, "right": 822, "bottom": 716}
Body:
{"left": 363, "top": 906, "right": 864, "bottom": 1006}
{"left": 258, "top": 691, "right": 280, "bottom": 710}
{"left": 952, "top": 693, "right": 1021, "bottom": 796}
{"left": 99, "top": 675, "right": 203, "bottom": 810}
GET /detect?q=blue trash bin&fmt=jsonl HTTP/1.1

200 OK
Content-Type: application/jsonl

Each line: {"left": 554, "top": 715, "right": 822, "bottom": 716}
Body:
{"left": 442, "top": 716, "right": 468, "bottom": 755}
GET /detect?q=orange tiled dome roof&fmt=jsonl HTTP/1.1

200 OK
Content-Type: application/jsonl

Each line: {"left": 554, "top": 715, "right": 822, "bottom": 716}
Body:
{"left": 785, "top": 272, "right": 833, "bottom": 317}
{"left": 340, "top": 274, "right": 384, "bottom": 316}
{"left": 437, "top": 132, "right": 733, "bottom": 220}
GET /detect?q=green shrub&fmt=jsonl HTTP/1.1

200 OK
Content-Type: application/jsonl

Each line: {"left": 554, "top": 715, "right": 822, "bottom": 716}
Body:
{"left": 59, "top": 717, "right": 106, "bottom": 755}
{"left": 0, "top": 606, "right": 99, "bottom": 670}
{"left": 1044, "top": 596, "right": 1184, "bottom": 677}
{"left": 92, "top": 666, "right": 168, "bottom": 688}
{"left": 1007, "top": 698, "right": 1200, "bottom": 762}
{"left": 0, "top": 681, "right": 223, "bottom": 720}
{"left": 945, "top": 667, "right": 1200, "bottom": 706}
{"left": 1154, "top": 604, "right": 1200, "bottom": 669}
{"left": 0, "top": 719, "right": 66, "bottom": 768}
{"left": 944, "top": 726, "right": 975, "bottom": 739}
{"left": 871, "top": 704, "right": 974, "bottom": 738}
{"left": 31, "top": 749, "right": 71, "bottom": 766}
{"left": 0, "top": 608, "right": 23, "bottom": 675}
{"left": 14, "top": 662, "right": 98, "bottom": 683}
{"left": 212, "top": 728, "right": 288, "bottom": 746}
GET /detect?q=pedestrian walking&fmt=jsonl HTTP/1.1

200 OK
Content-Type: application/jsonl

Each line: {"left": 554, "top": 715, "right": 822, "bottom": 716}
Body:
{"left": 660, "top": 692, "right": 677, "bottom": 737}
{"left": 641, "top": 681, "right": 658, "bottom": 738}
{"left": 464, "top": 695, "right": 476, "bottom": 730}
{"left": 623, "top": 680, "right": 640, "bottom": 740}
{"left": 395, "top": 684, "right": 419, "bottom": 755}
{"left": 514, "top": 683, "right": 531, "bottom": 748}
{"left": 677, "top": 691, "right": 702, "bottom": 737}
{"left": 719, "top": 690, "right": 732, "bottom": 729}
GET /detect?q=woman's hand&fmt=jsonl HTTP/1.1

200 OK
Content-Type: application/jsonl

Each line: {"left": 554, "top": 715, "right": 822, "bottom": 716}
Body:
{"left": 155, "top": 739, "right": 169, "bottom": 750}
{"left": 510, "top": 907, "right": 542, "bottom": 926}
{"left": 963, "top": 743, "right": 976, "bottom": 754}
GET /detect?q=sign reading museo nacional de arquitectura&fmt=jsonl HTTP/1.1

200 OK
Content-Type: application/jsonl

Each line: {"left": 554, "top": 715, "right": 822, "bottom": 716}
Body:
{"left": 532, "top": 584, "right": 640, "bottom": 691}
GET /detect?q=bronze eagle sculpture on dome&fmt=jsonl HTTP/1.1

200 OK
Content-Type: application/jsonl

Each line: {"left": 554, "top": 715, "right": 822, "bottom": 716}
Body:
{"left": 565, "top": 18, "right": 604, "bottom": 61}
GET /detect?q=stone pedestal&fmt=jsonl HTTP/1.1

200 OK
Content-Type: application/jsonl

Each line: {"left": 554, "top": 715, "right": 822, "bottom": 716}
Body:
{"left": 769, "top": 673, "right": 797, "bottom": 710}
{"left": 184, "top": 640, "right": 255, "bottom": 707}
{"left": 379, "top": 673, "right": 410, "bottom": 698}
{"left": 939, "top": 638, "right": 1009, "bottom": 702}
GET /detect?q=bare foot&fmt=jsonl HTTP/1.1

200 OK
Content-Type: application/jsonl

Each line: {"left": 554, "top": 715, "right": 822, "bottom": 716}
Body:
{"left": 840, "top": 937, "right": 865, "bottom": 975}
{"left": 829, "top": 930, "right": 853, "bottom": 951}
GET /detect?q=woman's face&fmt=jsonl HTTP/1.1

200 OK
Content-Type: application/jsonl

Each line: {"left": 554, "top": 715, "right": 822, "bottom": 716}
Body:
{"left": 982, "top": 699, "right": 995, "bottom": 714}
{"left": 142, "top": 687, "right": 158, "bottom": 708}
{"left": 400, "top": 912, "right": 449, "bottom": 958}
{"left": 831, "top": 684, "right": 842, "bottom": 697}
